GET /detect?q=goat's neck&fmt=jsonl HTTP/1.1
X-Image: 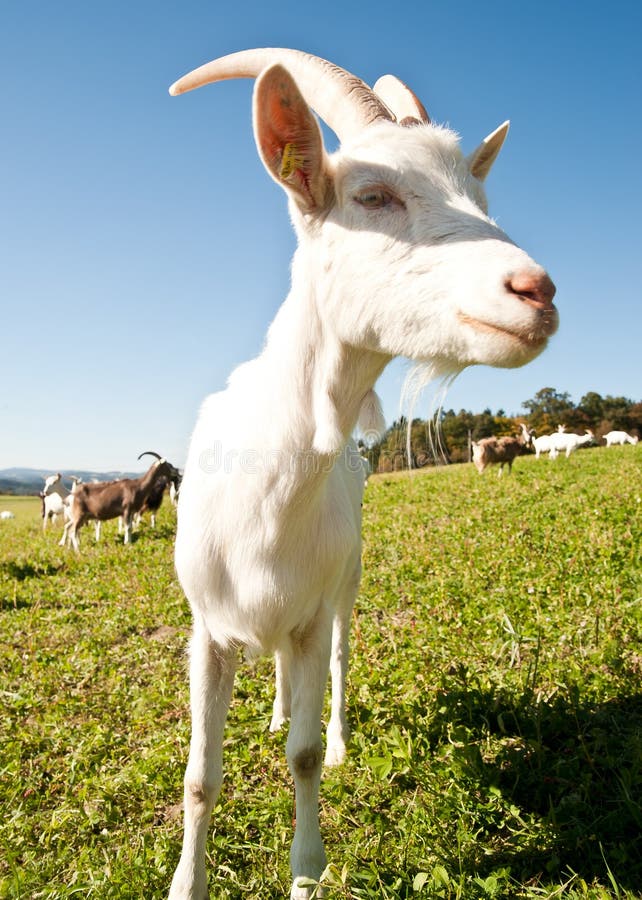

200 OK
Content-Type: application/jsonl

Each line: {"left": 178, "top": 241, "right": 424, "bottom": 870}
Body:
{"left": 256, "top": 279, "right": 388, "bottom": 480}
{"left": 139, "top": 464, "right": 159, "bottom": 492}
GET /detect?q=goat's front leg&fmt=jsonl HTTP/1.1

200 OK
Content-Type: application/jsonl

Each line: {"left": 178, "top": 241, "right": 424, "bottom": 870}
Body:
{"left": 287, "top": 609, "right": 332, "bottom": 899}
{"left": 169, "top": 622, "right": 237, "bottom": 900}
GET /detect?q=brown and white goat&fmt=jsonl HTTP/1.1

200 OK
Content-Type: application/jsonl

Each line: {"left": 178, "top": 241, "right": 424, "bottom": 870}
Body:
{"left": 472, "top": 423, "right": 535, "bottom": 475}
{"left": 63, "top": 452, "right": 179, "bottom": 550}
{"left": 165, "top": 48, "right": 558, "bottom": 899}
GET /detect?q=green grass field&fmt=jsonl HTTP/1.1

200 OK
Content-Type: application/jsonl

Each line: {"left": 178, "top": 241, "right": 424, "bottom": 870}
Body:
{"left": 1, "top": 447, "right": 641, "bottom": 899}
{"left": 0, "top": 496, "right": 41, "bottom": 522}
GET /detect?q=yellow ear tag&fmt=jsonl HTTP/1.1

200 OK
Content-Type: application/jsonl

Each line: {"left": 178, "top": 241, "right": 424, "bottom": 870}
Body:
{"left": 280, "top": 142, "right": 305, "bottom": 180}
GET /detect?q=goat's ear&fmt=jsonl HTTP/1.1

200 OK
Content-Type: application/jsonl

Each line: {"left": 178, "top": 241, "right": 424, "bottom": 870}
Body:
{"left": 467, "top": 120, "right": 510, "bottom": 181}
{"left": 253, "top": 64, "right": 332, "bottom": 213}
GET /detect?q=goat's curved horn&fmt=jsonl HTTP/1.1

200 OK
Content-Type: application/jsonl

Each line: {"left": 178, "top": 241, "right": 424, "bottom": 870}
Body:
{"left": 138, "top": 451, "right": 162, "bottom": 461}
{"left": 373, "top": 75, "right": 430, "bottom": 126}
{"left": 169, "top": 48, "right": 395, "bottom": 141}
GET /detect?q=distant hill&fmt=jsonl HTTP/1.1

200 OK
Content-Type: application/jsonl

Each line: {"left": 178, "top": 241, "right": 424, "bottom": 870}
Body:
{"left": 0, "top": 468, "right": 143, "bottom": 496}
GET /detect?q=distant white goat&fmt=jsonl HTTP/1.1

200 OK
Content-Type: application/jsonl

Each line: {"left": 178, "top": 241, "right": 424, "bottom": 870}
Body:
{"left": 165, "top": 48, "right": 558, "bottom": 900}
{"left": 472, "top": 423, "right": 534, "bottom": 475}
{"left": 550, "top": 429, "right": 594, "bottom": 459}
{"left": 603, "top": 430, "right": 639, "bottom": 447}
{"left": 0, "top": 510, "right": 15, "bottom": 520}
{"left": 41, "top": 473, "right": 82, "bottom": 531}
{"left": 533, "top": 425, "right": 566, "bottom": 459}
{"left": 533, "top": 434, "right": 553, "bottom": 458}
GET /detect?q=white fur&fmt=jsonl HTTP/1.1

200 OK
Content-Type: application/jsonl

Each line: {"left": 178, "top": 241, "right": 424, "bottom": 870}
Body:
{"left": 533, "top": 433, "right": 554, "bottom": 458}
{"left": 549, "top": 429, "right": 594, "bottom": 459}
{"left": 41, "top": 473, "right": 81, "bottom": 535}
{"left": 533, "top": 425, "right": 565, "bottom": 459}
{"left": 603, "top": 430, "right": 638, "bottom": 446}
{"left": 168, "top": 54, "right": 557, "bottom": 900}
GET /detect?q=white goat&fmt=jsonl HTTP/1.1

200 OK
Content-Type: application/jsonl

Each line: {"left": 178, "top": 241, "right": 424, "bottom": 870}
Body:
{"left": 166, "top": 48, "right": 558, "bottom": 900}
{"left": 533, "top": 425, "right": 566, "bottom": 459}
{"left": 550, "top": 429, "right": 594, "bottom": 459}
{"left": 0, "top": 510, "right": 15, "bottom": 520}
{"left": 532, "top": 434, "right": 553, "bottom": 458}
{"left": 41, "top": 473, "right": 82, "bottom": 531}
{"left": 603, "top": 430, "right": 639, "bottom": 446}
{"left": 472, "top": 422, "right": 534, "bottom": 475}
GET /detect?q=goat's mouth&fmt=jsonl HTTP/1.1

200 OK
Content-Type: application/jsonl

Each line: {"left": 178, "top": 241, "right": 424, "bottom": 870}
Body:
{"left": 457, "top": 308, "right": 558, "bottom": 350}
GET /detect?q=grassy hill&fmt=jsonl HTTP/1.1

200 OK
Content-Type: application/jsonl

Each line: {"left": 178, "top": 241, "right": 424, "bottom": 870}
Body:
{"left": 1, "top": 447, "right": 641, "bottom": 898}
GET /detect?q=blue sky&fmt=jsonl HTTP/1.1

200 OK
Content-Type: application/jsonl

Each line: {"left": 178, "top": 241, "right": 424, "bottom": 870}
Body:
{"left": 2, "top": 0, "right": 640, "bottom": 471}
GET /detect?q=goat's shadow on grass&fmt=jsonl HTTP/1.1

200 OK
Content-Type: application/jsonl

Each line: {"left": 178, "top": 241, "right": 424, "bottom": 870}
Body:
{"left": 421, "top": 680, "right": 642, "bottom": 890}
{"left": 0, "top": 560, "right": 65, "bottom": 609}
{"left": 140, "top": 523, "right": 176, "bottom": 542}
{"left": 1, "top": 560, "right": 64, "bottom": 581}
{"left": 103, "top": 524, "right": 175, "bottom": 547}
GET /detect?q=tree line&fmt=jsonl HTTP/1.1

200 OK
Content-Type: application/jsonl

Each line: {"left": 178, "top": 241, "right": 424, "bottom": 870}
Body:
{"left": 366, "top": 387, "right": 642, "bottom": 472}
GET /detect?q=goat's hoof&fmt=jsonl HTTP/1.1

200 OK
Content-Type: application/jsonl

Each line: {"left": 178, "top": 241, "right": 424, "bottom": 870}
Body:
{"left": 168, "top": 865, "right": 208, "bottom": 900}
{"left": 324, "top": 743, "right": 346, "bottom": 767}
{"left": 269, "top": 713, "right": 288, "bottom": 733}
{"left": 290, "top": 877, "right": 326, "bottom": 899}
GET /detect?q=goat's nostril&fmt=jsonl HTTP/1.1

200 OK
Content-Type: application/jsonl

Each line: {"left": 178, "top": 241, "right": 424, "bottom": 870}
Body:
{"left": 507, "top": 271, "right": 556, "bottom": 309}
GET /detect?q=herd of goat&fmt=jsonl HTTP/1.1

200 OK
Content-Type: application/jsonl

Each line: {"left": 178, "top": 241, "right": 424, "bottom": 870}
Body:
{"left": 472, "top": 425, "right": 638, "bottom": 475}
{"left": 39, "top": 451, "right": 181, "bottom": 550}
{"left": 36, "top": 426, "right": 638, "bottom": 548}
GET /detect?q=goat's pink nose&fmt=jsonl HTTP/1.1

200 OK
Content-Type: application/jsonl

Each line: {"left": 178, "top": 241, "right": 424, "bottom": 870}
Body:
{"left": 507, "top": 271, "right": 556, "bottom": 309}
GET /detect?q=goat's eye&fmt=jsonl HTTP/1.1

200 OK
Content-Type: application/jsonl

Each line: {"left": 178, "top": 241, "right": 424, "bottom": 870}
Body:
{"left": 354, "top": 188, "right": 395, "bottom": 209}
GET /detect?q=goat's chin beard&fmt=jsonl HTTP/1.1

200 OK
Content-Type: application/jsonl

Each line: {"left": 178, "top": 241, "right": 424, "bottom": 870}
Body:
{"left": 400, "top": 361, "right": 461, "bottom": 420}
{"left": 398, "top": 362, "right": 461, "bottom": 468}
